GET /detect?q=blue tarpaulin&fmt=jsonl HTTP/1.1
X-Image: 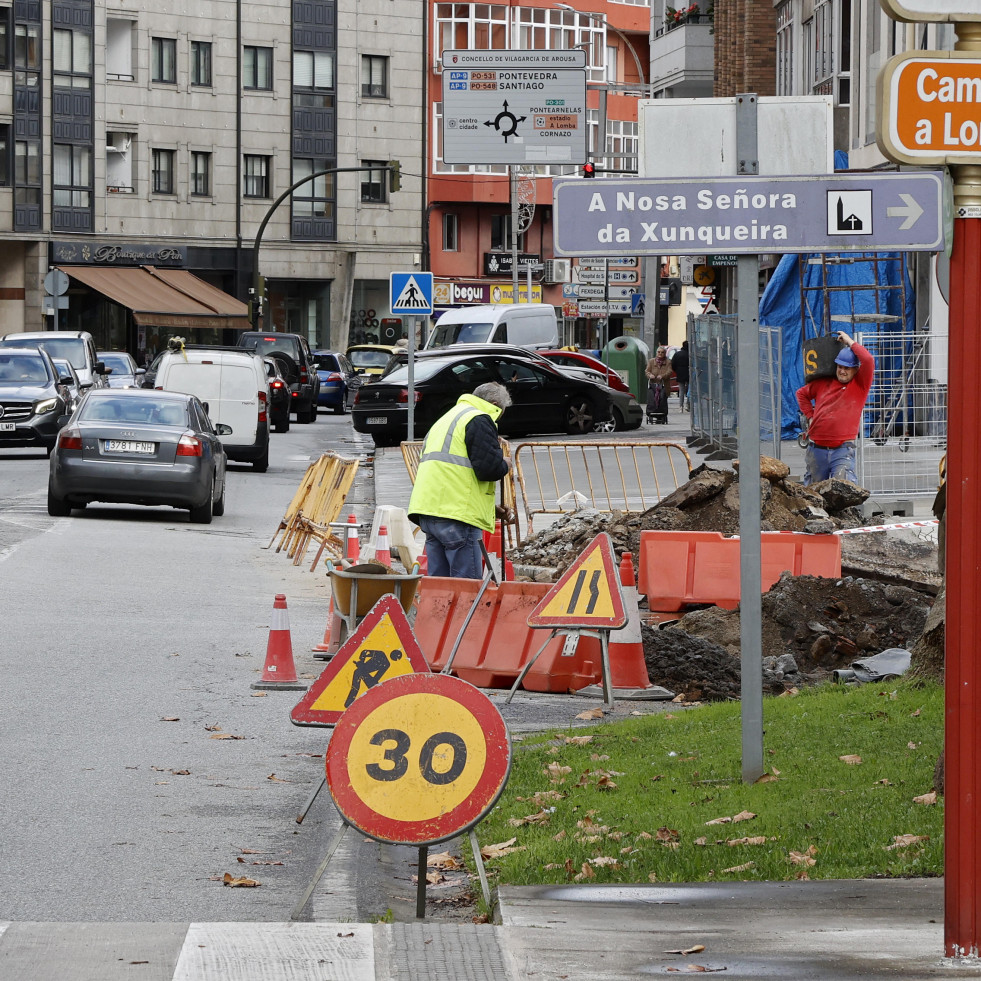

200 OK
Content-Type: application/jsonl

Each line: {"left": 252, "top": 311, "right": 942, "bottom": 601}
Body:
{"left": 758, "top": 151, "right": 916, "bottom": 438}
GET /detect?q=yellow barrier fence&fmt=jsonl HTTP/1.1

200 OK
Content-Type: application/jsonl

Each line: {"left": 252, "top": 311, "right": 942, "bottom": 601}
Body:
{"left": 400, "top": 438, "right": 520, "bottom": 549}
{"left": 266, "top": 452, "right": 360, "bottom": 569}
{"left": 512, "top": 440, "right": 692, "bottom": 541}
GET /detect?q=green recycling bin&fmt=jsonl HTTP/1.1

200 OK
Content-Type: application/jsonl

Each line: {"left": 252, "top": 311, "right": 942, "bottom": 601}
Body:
{"left": 602, "top": 335, "right": 650, "bottom": 402}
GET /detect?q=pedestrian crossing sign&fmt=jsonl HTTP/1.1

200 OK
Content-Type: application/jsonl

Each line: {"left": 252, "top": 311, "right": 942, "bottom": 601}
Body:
{"left": 390, "top": 271, "right": 434, "bottom": 315}
{"left": 290, "top": 595, "right": 431, "bottom": 728}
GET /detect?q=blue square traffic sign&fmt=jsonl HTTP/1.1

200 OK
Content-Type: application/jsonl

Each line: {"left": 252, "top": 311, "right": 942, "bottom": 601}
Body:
{"left": 390, "top": 272, "right": 434, "bottom": 315}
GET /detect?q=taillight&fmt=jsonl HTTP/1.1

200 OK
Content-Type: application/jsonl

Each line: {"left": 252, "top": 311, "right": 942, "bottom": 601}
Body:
{"left": 271, "top": 380, "right": 285, "bottom": 390}
{"left": 58, "top": 429, "right": 82, "bottom": 450}
{"left": 397, "top": 389, "right": 423, "bottom": 404}
{"left": 176, "top": 434, "right": 203, "bottom": 457}
{"left": 354, "top": 390, "right": 362, "bottom": 405}
{"left": 326, "top": 372, "right": 342, "bottom": 382}
{"left": 258, "top": 390, "right": 267, "bottom": 423}
{"left": 300, "top": 367, "right": 309, "bottom": 384}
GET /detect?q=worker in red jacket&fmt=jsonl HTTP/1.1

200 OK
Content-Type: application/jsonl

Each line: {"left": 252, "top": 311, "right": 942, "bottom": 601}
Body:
{"left": 795, "top": 330, "right": 875, "bottom": 486}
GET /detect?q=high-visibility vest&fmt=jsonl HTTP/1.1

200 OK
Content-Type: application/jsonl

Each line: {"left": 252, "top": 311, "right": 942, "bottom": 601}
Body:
{"left": 408, "top": 394, "right": 502, "bottom": 532}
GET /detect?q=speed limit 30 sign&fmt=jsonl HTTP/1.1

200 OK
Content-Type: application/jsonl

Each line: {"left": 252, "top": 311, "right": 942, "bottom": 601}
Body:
{"left": 325, "top": 673, "right": 511, "bottom": 846}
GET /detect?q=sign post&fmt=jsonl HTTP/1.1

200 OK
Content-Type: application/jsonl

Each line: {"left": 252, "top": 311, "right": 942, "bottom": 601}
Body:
{"left": 390, "top": 272, "right": 434, "bottom": 441}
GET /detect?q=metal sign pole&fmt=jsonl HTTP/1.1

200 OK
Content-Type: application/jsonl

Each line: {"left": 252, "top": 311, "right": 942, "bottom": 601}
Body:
{"left": 407, "top": 314, "right": 416, "bottom": 442}
{"left": 511, "top": 168, "right": 519, "bottom": 302}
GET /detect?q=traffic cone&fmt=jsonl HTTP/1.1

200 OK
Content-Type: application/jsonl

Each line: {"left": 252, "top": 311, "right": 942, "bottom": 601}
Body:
{"left": 252, "top": 594, "right": 307, "bottom": 690}
{"left": 312, "top": 594, "right": 343, "bottom": 658}
{"left": 345, "top": 514, "right": 360, "bottom": 562}
{"left": 577, "top": 553, "right": 672, "bottom": 701}
{"left": 374, "top": 524, "right": 391, "bottom": 566}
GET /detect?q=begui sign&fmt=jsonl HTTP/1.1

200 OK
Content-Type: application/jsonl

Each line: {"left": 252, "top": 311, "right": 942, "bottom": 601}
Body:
{"left": 441, "top": 49, "right": 586, "bottom": 165}
{"left": 878, "top": 52, "right": 981, "bottom": 165}
{"left": 552, "top": 173, "right": 945, "bottom": 256}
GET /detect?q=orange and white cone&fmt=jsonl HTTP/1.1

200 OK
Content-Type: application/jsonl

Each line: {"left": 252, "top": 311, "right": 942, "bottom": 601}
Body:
{"left": 312, "top": 594, "right": 342, "bottom": 658}
{"left": 345, "top": 514, "right": 360, "bottom": 562}
{"left": 374, "top": 524, "right": 391, "bottom": 566}
{"left": 252, "top": 594, "right": 306, "bottom": 690}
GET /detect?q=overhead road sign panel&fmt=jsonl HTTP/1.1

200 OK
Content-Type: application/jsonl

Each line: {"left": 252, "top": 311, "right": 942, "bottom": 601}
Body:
{"left": 878, "top": 52, "right": 981, "bottom": 166}
{"left": 552, "top": 173, "right": 945, "bottom": 256}
{"left": 441, "top": 49, "right": 586, "bottom": 166}
{"left": 391, "top": 271, "right": 434, "bottom": 316}
{"left": 880, "top": 0, "right": 981, "bottom": 22}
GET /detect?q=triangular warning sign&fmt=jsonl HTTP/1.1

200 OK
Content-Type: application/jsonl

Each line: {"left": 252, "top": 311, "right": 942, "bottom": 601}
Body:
{"left": 291, "top": 595, "right": 430, "bottom": 728}
{"left": 527, "top": 532, "right": 627, "bottom": 629}
{"left": 392, "top": 275, "right": 428, "bottom": 310}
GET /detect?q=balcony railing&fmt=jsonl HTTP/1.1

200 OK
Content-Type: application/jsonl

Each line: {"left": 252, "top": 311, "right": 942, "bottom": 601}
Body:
{"left": 654, "top": 11, "right": 713, "bottom": 38}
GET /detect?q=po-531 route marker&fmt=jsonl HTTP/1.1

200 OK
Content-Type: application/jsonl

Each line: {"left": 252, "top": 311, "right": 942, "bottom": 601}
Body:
{"left": 552, "top": 172, "right": 945, "bottom": 256}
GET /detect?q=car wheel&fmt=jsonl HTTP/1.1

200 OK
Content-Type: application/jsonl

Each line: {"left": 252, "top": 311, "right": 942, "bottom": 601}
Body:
{"left": 373, "top": 432, "right": 401, "bottom": 448}
{"left": 253, "top": 446, "right": 269, "bottom": 472}
{"left": 47, "top": 487, "right": 71, "bottom": 517}
{"left": 565, "top": 398, "right": 595, "bottom": 435}
{"left": 274, "top": 417, "right": 290, "bottom": 433}
{"left": 213, "top": 474, "right": 226, "bottom": 517}
{"left": 333, "top": 394, "right": 346, "bottom": 416}
{"left": 297, "top": 400, "right": 315, "bottom": 424}
{"left": 593, "top": 407, "right": 623, "bottom": 434}
{"left": 189, "top": 479, "right": 214, "bottom": 524}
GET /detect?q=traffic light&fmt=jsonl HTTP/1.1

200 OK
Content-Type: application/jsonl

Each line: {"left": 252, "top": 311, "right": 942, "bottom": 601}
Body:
{"left": 388, "top": 161, "right": 401, "bottom": 192}
{"left": 582, "top": 162, "right": 596, "bottom": 178}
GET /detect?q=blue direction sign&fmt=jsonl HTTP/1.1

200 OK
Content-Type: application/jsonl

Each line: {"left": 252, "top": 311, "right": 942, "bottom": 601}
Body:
{"left": 390, "top": 272, "right": 434, "bottom": 315}
{"left": 552, "top": 172, "right": 945, "bottom": 257}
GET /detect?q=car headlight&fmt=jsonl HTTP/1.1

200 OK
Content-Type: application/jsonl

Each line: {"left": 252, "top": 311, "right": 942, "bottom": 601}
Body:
{"left": 34, "top": 398, "right": 59, "bottom": 415}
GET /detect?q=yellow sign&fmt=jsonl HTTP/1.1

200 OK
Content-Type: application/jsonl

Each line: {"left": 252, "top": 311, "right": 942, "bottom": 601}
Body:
{"left": 528, "top": 532, "right": 627, "bottom": 629}
{"left": 693, "top": 265, "right": 716, "bottom": 286}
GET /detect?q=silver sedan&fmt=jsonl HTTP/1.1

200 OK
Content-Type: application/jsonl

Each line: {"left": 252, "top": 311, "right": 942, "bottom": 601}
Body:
{"left": 47, "top": 388, "right": 229, "bottom": 523}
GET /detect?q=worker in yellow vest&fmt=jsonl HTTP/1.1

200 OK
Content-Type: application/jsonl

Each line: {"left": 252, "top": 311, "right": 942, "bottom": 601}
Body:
{"left": 408, "top": 382, "right": 512, "bottom": 578}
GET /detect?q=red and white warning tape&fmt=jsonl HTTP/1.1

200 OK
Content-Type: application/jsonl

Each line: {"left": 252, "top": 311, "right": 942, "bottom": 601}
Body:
{"left": 832, "top": 519, "right": 938, "bottom": 536}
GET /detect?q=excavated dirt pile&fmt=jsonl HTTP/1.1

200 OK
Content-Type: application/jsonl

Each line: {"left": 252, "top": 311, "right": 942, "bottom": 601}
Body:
{"left": 510, "top": 458, "right": 940, "bottom": 701}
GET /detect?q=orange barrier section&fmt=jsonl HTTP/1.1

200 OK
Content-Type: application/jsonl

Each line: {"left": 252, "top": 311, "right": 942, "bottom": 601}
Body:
{"left": 413, "top": 577, "right": 603, "bottom": 692}
{"left": 637, "top": 530, "right": 841, "bottom": 612}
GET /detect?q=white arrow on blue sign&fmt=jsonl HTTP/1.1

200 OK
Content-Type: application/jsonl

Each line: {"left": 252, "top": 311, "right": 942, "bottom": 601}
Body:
{"left": 390, "top": 272, "right": 434, "bottom": 315}
{"left": 552, "top": 172, "right": 945, "bottom": 256}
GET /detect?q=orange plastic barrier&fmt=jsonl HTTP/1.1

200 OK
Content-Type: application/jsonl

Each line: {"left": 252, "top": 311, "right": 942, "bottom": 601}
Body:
{"left": 412, "top": 577, "right": 603, "bottom": 692}
{"left": 637, "top": 530, "right": 841, "bottom": 612}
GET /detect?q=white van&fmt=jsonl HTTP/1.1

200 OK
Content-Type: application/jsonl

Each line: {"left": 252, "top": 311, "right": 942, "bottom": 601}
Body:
{"left": 155, "top": 349, "right": 270, "bottom": 471}
{"left": 425, "top": 303, "right": 558, "bottom": 351}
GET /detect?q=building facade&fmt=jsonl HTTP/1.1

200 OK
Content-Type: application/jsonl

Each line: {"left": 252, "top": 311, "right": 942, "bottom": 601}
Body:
{"left": 0, "top": 0, "right": 424, "bottom": 357}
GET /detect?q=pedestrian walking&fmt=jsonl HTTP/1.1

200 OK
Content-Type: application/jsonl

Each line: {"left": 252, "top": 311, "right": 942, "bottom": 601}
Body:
{"left": 671, "top": 340, "right": 690, "bottom": 411}
{"left": 795, "top": 330, "right": 875, "bottom": 485}
{"left": 407, "top": 382, "right": 512, "bottom": 579}
{"left": 645, "top": 346, "right": 672, "bottom": 424}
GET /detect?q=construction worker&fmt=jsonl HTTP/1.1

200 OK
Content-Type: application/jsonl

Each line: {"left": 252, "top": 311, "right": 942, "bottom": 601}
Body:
{"left": 408, "top": 381, "right": 511, "bottom": 579}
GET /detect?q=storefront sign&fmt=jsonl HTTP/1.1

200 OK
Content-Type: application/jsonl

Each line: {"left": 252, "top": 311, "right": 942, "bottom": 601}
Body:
{"left": 52, "top": 241, "right": 187, "bottom": 266}
{"left": 483, "top": 252, "right": 541, "bottom": 276}
{"left": 434, "top": 280, "right": 541, "bottom": 305}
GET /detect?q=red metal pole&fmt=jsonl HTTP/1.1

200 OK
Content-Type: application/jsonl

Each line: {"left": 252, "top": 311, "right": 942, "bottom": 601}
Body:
{"left": 945, "top": 169, "right": 981, "bottom": 958}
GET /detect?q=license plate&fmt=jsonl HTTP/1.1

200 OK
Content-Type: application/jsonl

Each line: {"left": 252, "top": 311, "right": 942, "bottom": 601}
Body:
{"left": 0, "top": 422, "right": 14, "bottom": 432}
{"left": 104, "top": 440, "right": 155, "bottom": 454}
{"left": 366, "top": 416, "right": 387, "bottom": 425}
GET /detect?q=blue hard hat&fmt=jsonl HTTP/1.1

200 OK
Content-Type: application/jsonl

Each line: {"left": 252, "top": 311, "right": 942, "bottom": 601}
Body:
{"left": 835, "top": 347, "right": 860, "bottom": 368}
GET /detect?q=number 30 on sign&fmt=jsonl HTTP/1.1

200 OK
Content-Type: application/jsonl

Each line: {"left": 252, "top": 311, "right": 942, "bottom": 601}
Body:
{"left": 325, "top": 673, "right": 512, "bottom": 846}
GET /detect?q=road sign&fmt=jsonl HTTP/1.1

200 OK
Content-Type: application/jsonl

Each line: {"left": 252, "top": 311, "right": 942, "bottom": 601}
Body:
{"left": 880, "top": 0, "right": 981, "bottom": 21}
{"left": 552, "top": 172, "right": 945, "bottom": 256}
{"left": 528, "top": 533, "right": 627, "bottom": 629}
{"left": 325, "top": 673, "right": 511, "bottom": 846}
{"left": 577, "top": 301, "right": 632, "bottom": 315}
{"left": 44, "top": 269, "right": 69, "bottom": 296}
{"left": 878, "top": 52, "right": 981, "bottom": 166}
{"left": 441, "top": 49, "right": 586, "bottom": 166}
{"left": 390, "top": 272, "right": 434, "bottom": 316}
{"left": 290, "top": 596, "right": 430, "bottom": 728}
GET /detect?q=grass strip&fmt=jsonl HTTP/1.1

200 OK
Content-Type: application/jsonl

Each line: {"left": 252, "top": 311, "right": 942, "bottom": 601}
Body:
{"left": 475, "top": 681, "right": 943, "bottom": 887}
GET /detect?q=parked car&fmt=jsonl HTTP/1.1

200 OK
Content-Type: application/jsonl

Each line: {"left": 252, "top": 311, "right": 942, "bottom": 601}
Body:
{"left": 263, "top": 357, "right": 291, "bottom": 433}
{"left": 0, "top": 330, "right": 109, "bottom": 390}
{"left": 593, "top": 386, "right": 644, "bottom": 432}
{"left": 346, "top": 344, "right": 400, "bottom": 378}
{"left": 51, "top": 358, "right": 83, "bottom": 413}
{"left": 153, "top": 348, "right": 271, "bottom": 471}
{"left": 235, "top": 331, "right": 320, "bottom": 423}
{"left": 540, "top": 350, "right": 631, "bottom": 393}
{"left": 313, "top": 350, "right": 360, "bottom": 414}
{"left": 0, "top": 348, "right": 73, "bottom": 455}
{"left": 98, "top": 350, "right": 145, "bottom": 388}
{"left": 353, "top": 346, "right": 614, "bottom": 447}
{"left": 47, "top": 388, "right": 229, "bottom": 523}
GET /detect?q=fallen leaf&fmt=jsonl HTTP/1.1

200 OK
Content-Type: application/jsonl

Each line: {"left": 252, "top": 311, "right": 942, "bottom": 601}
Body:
{"left": 755, "top": 773, "right": 779, "bottom": 784}
{"left": 876, "top": 778, "right": 893, "bottom": 786}
{"left": 204, "top": 725, "right": 222, "bottom": 732}
{"left": 553, "top": 830, "right": 567, "bottom": 841}
{"left": 720, "top": 861, "right": 755, "bottom": 874}
{"left": 509, "top": 810, "right": 551, "bottom": 827}
{"left": 239, "top": 848, "right": 263, "bottom": 855}
{"left": 727, "top": 836, "right": 767, "bottom": 846}
{"left": 565, "top": 735, "right": 594, "bottom": 745}
{"left": 428, "top": 852, "right": 462, "bottom": 869}
{"left": 911, "top": 708, "right": 921, "bottom": 717}
{"left": 481, "top": 838, "right": 524, "bottom": 859}
{"left": 171, "top": 769, "right": 190, "bottom": 776}
{"left": 573, "top": 862, "right": 596, "bottom": 881}
{"left": 250, "top": 859, "right": 284, "bottom": 866}
{"left": 545, "top": 762, "right": 572, "bottom": 783}
{"left": 908, "top": 742, "right": 919, "bottom": 749}
{"left": 664, "top": 945, "right": 707, "bottom": 956}
{"left": 267, "top": 774, "right": 291, "bottom": 782}
{"left": 664, "top": 713, "right": 677, "bottom": 720}
{"left": 705, "top": 816, "right": 732, "bottom": 826}
{"left": 779, "top": 687, "right": 799, "bottom": 697}
{"left": 788, "top": 846, "right": 818, "bottom": 867}
{"left": 589, "top": 856, "right": 619, "bottom": 867}
{"left": 885, "top": 834, "right": 930, "bottom": 850}
{"left": 337, "top": 931, "right": 355, "bottom": 938}
{"left": 575, "top": 708, "right": 604, "bottom": 720}
{"left": 222, "top": 873, "right": 260, "bottom": 888}
{"left": 732, "top": 811, "right": 756, "bottom": 823}
{"left": 590, "top": 753, "right": 611, "bottom": 762}
{"left": 211, "top": 734, "right": 244, "bottom": 740}
{"left": 839, "top": 754, "right": 863, "bottom": 765}
{"left": 648, "top": 871, "right": 658, "bottom": 882}
{"left": 694, "top": 836, "right": 708, "bottom": 846}
{"left": 520, "top": 790, "right": 564, "bottom": 805}
{"left": 913, "top": 791, "right": 938, "bottom": 806}
{"left": 656, "top": 827, "right": 680, "bottom": 842}
{"left": 160, "top": 717, "right": 180, "bottom": 722}
{"left": 251, "top": 692, "right": 267, "bottom": 697}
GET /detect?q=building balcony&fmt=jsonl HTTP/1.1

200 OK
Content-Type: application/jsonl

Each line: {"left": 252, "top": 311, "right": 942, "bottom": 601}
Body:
{"left": 650, "top": 17, "right": 714, "bottom": 99}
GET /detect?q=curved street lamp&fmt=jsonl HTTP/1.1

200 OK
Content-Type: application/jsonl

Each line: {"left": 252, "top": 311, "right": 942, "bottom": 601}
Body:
{"left": 553, "top": 3, "right": 648, "bottom": 94}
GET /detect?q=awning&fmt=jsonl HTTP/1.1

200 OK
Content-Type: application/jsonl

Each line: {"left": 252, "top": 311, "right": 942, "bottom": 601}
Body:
{"left": 57, "top": 264, "right": 251, "bottom": 331}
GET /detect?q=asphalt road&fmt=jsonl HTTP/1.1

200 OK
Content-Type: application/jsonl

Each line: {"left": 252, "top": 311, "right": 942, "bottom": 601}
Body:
{"left": 0, "top": 413, "right": 388, "bottom": 922}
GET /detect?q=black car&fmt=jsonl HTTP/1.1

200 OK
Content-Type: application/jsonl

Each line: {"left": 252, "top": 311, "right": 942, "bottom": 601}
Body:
{"left": 352, "top": 347, "right": 613, "bottom": 447}
{"left": 236, "top": 331, "right": 320, "bottom": 423}
{"left": 263, "top": 357, "right": 291, "bottom": 433}
{"left": 0, "top": 348, "right": 73, "bottom": 455}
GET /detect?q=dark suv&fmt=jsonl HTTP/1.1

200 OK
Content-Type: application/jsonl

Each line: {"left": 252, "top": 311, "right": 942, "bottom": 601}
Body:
{"left": 0, "top": 347, "right": 73, "bottom": 455}
{"left": 235, "top": 332, "right": 320, "bottom": 423}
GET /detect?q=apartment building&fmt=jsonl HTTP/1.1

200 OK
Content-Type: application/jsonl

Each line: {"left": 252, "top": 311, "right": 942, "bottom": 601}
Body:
{"left": 0, "top": 0, "right": 423, "bottom": 358}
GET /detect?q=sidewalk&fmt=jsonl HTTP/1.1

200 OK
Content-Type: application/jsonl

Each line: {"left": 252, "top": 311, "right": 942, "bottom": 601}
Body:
{"left": 0, "top": 878, "right": 965, "bottom": 979}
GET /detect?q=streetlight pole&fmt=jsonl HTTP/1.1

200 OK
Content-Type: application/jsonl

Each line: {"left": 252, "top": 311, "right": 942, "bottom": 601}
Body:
{"left": 554, "top": 4, "right": 648, "bottom": 98}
